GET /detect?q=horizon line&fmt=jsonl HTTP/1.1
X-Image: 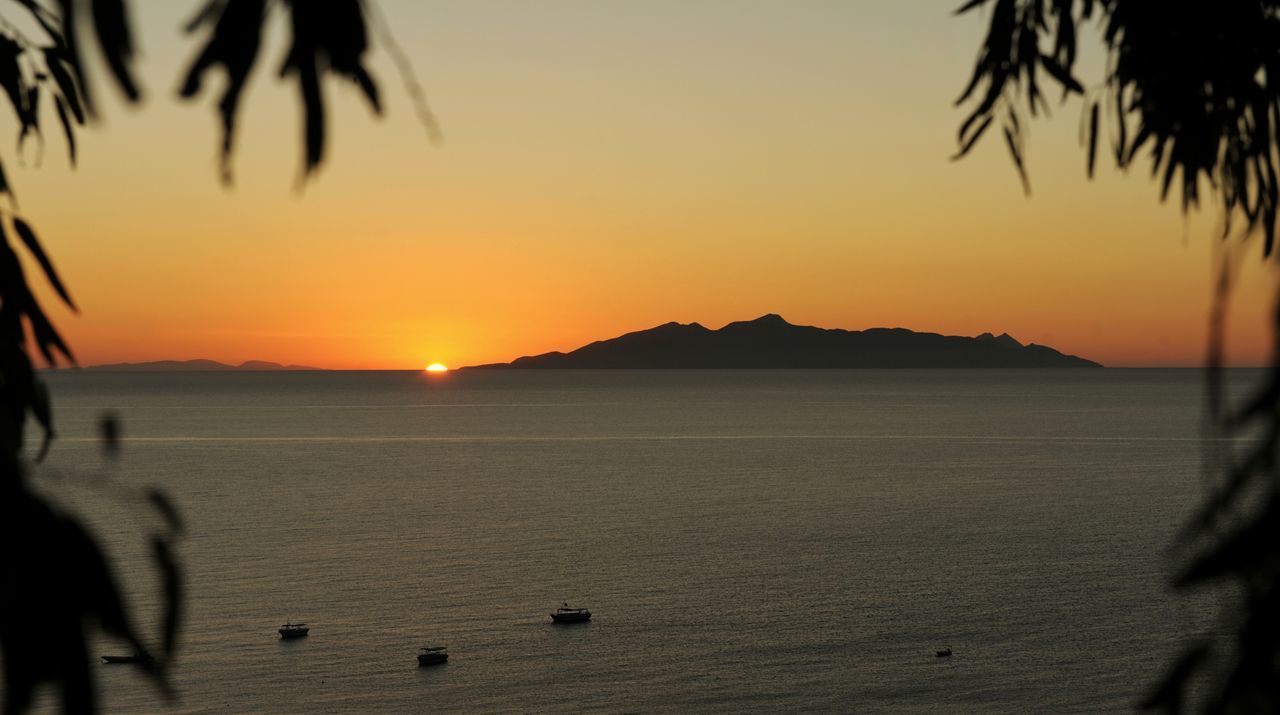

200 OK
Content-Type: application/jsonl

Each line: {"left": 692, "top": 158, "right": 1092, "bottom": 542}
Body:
{"left": 55, "top": 364, "right": 1267, "bottom": 372}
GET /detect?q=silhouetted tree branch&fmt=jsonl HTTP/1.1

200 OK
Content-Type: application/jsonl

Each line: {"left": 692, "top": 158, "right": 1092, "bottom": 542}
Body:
{"left": 955, "top": 1, "right": 1280, "bottom": 711}
{"left": 0, "top": 2, "right": 425, "bottom": 712}
{"left": 180, "top": 0, "right": 391, "bottom": 182}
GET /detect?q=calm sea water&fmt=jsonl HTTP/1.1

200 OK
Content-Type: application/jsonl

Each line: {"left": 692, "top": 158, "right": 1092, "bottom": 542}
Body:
{"left": 24, "top": 369, "right": 1245, "bottom": 713}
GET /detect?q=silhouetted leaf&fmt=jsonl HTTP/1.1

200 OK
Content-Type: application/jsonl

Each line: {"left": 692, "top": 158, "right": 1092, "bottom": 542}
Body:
{"left": 281, "top": 5, "right": 326, "bottom": 176}
{"left": 2, "top": 492, "right": 84, "bottom": 710}
{"left": 279, "top": 1, "right": 381, "bottom": 177}
{"left": 1039, "top": 54, "right": 1084, "bottom": 95}
{"left": 1176, "top": 496, "right": 1279, "bottom": 585}
{"left": 1003, "top": 125, "right": 1029, "bottom": 194}
{"left": 953, "top": 115, "right": 994, "bottom": 159}
{"left": 13, "top": 0, "right": 65, "bottom": 45}
{"left": 45, "top": 49, "right": 85, "bottom": 125}
{"left": 1138, "top": 641, "right": 1210, "bottom": 712}
{"left": 90, "top": 0, "right": 139, "bottom": 102}
{"left": 99, "top": 411, "right": 120, "bottom": 458}
{"left": 954, "top": 0, "right": 989, "bottom": 14}
{"left": 27, "top": 305, "right": 73, "bottom": 365}
{"left": 1178, "top": 446, "right": 1268, "bottom": 542}
{"left": 21, "top": 84, "right": 42, "bottom": 150}
{"left": 30, "top": 377, "right": 52, "bottom": 461}
{"left": 150, "top": 537, "right": 183, "bottom": 658}
{"left": 364, "top": 1, "right": 443, "bottom": 144}
{"left": 957, "top": 107, "right": 987, "bottom": 147}
{"left": 184, "top": 0, "right": 226, "bottom": 33}
{"left": 1266, "top": 209, "right": 1277, "bottom": 256}
{"left": 954, "top": 63, "right": 986, "bottom": 108}
{"left": 55, "top": 0, "right": 93, "bottom": 116}
{"left": 0, "top": 226, "right": 70, "bottom": 365}
{"left": 295, "top": 53, "right": 324, "bottom": 175}
{"left": 0, "top": 155, "right": 11, "bottom": 199}
{"left": 351, "top": 66, "right": 381, "bottom": 114}
{"left": 1087, "top": 102, "right": 1099, "bottom": 178}
{"left": 1232, "top": 373, "right": 1280, "bottom": 424}
{"left": 146, "top": 488, "right": 184, "bottom": 535}
{"left": 0, "top": 37, "right": 32, "bottom": 139}
{"left": 1160, "top": 155, "right": 1178, "bottom": 202}
{"left": 53, "top": 94, "right": 76, "bottom": 164}
{"left": 179, "top": 0, "right": 267, "bottom": 182}
{"left": 13, "top": 218, "right": 76, "bottom": 311}
{"left": 1114, "top": 92, "right": 1127, "bottom": 166}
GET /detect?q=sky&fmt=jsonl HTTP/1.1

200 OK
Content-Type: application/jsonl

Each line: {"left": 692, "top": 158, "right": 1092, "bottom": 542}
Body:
{"left": 10, "top": 0, "right": 1276, "bottom": 369}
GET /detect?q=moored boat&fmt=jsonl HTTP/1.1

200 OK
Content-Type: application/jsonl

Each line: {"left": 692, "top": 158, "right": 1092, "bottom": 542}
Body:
{"left": 279, "top": 622, "right": 310, "bottom": 639}
{"left": 417, "top": 646, "right": 448, "bottom": 666}
{"left": 550, "top": 603, "right": 591, "bottom": 623}
{"left": 101, "top": 652, "right": 153, "bottom": 665}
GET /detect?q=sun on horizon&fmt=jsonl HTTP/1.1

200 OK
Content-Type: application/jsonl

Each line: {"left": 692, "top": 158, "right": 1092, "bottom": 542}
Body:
{"left": 425, "top": 363, "right": 449, "bottom": 373}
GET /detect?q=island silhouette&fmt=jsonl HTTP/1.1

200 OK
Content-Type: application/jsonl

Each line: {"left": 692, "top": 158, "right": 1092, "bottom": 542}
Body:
{"left": 83, "top": 360, "right": 326, "bottom": 371}
{"left": 467, "top": 314, "right": 1101, "bottom": 369}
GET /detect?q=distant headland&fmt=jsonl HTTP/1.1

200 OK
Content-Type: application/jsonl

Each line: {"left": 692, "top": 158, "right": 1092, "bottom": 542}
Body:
{"left": 466, "top": 314, "right": 1101, "bottom": 369}
{"left": 81, "top": 359, "right": 326, "bottom": 372}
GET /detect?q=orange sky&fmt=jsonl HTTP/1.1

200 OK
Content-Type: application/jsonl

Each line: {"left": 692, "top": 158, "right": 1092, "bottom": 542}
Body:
{"left": 10, "top": 1, "right": 1275, "bottom": 369}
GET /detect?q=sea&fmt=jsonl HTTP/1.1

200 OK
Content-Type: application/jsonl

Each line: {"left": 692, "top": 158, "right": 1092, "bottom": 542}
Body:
{"left": 22, "top": 368, "right": 1247, "bottom": 713}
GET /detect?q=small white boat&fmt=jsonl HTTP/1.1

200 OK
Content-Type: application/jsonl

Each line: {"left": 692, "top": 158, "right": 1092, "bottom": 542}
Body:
{"left": 417, "top": 646, "right": 448, "bottom": 666}
{"left": 279, "top": 622, "right": 310, "bottom": 639}
{"left": 550, "top": 603, "right": 591, "bottom": 623}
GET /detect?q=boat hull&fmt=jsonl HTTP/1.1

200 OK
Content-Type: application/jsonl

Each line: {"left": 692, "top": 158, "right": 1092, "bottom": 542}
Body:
{"left": 417, "top": 654, "right": 449, "bottom": 666}
{"left": 550, "top": 613, "right": 591, "bottom": 623}
{"left": 279, "top": 629, "right": 310, "bottom": 639}
{"left": 101, "top": 655, "right": 152, "bottom": 665}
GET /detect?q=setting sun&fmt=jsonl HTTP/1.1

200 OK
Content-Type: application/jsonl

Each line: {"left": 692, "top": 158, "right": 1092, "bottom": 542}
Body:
{"left": 425, "top": 363, "right": 449, "bottom": 373}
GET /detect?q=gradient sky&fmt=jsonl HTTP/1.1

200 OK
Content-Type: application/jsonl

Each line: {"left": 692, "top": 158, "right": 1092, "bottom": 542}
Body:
{"left": 12, "top": 1, "right": 1275, "bottom": 368}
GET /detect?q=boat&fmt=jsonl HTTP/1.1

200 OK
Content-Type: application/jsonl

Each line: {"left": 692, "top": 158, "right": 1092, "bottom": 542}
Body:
{"left": 101, "top": 652, "right": 153, "bottom": 665}
{"left": 936, "top": 647, "right": 953, "bottom": 658}
{"left": 279, "top": 622, "right": 310, "bottom": 639}
{"left": 550, "top": 603, "right": 591, "bottom": 623}
{"left": 417, "top": 646, "right": 449, "bottom": 666}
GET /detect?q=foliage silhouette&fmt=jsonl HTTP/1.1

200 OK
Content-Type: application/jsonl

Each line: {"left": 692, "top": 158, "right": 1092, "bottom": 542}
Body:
{"left": 955, "top": 0, "right": 1280, "bottom": 710}
{"left": 0, "top": 1, "right": 423, "bottom": 712}
{"left": 180, "top": 0, "right": 393, "bottom": 182}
